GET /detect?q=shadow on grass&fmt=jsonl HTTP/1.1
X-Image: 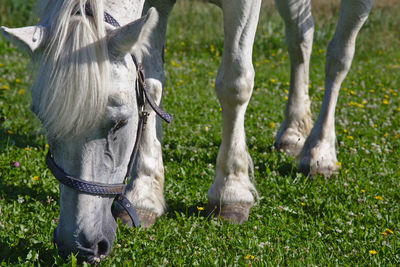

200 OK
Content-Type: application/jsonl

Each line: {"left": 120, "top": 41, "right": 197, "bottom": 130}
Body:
{"left": 165, "top": 199, "right": 209, "bottom": 220}
{"left": 0, "top": 129, "right": 45, "bottom": 153}
{"left": 0, "top": 239, "right": 56, "bottom": 265}
{"left": 277, "top": 161, "right": 300, "bottom": 178}
{"left": 0, "top": 178, "right": 58, "bottom": 203}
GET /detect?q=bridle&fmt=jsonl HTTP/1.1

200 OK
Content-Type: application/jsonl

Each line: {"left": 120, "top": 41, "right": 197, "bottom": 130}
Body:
{"left": 46, "top": 6, "right": 172, "bottom": 228}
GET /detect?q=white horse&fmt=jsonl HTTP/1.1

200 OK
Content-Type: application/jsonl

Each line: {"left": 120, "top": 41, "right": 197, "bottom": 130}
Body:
{"left": 1, "top": 0, "right": 373, "bottom": 263}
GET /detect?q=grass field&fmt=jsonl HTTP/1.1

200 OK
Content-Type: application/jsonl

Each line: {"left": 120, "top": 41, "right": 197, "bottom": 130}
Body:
{"left": 1, "top": 0, "right": 400, "bottom": 265}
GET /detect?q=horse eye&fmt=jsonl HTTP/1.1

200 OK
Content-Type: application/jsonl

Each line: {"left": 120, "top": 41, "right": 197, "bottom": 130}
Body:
{"left": 112, "top": 120, "right": 127, "bottom": 133}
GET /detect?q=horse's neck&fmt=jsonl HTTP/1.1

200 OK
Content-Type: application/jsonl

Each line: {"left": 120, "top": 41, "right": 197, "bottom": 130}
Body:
{"left": 105, "top": 0, "right": 145, "bottom": 26}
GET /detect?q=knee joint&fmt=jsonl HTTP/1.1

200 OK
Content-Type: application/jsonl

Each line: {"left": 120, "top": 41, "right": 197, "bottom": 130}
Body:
{"left": 215, "top": 69, "right": 254, "bottom": 106}
{"left": 325, "top": 40, "right": 355, "bottom": 75}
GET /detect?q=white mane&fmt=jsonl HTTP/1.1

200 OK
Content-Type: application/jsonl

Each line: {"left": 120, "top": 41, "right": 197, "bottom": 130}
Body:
{"left": 31, "top": 0, "right": 110, "bottom": 139}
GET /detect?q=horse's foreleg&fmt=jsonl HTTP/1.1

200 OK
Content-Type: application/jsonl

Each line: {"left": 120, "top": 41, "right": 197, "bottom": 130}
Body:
{"left": 207, "top": 0, "right": 261, "bottom": 223}
{"left": 274, "top": 0, "right": 314, "bottom": 156}
{"left": 113, "top": 3, "right": 172, "bottom": 228}
{"left": 121, "top": 78, "right": 166, "bottom": 228}
{"left": 113, "top": 76, "right": 166, "bottom": 228}
{"left": 298, "top": 0, "right": 373, "bottom": 177}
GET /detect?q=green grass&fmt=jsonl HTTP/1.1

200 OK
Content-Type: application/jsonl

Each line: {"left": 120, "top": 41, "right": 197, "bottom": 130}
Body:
{"left": 1, "top": 0, "right": 400, "bottom": 265}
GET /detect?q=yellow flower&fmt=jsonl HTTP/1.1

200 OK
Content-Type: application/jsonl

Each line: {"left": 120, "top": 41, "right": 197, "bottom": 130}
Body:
{"left": 18, "top": 89, "right": 25, "bottom": 95}
{"left": 15, "top": 78, "right": 21, "bottom": 83}
{"left": 197, "top": 206, "right": 204, "bottom": 211}
{"left": 361, "top": 189, "right": 366, "bottom": 194}
{"left": 45, "top": 144, "right": 49, "bottom": 149}
{"left": 336, "top": 161, "right": 342, "bottom": 166}
{"left": 268, "top": 122, "right": 275, "bottom": 129}
{"left": 381, "top": 232, "right": 388, "bottom": 236}
{"left": 369, "top": 250, "right": 377, "bottom": 255}
{"left": 1, "top": 85, "right": 9, "bottom": 90}
{"left": 300, "top": 202, "right": 305, "bottom": 206}
{"left": 269, "top": 78, "right": 276, "bottom": 83}
{"left": 7, "top": 130, "right": 14, "bottom": 134}
{"left": 385, "top": 228, "right": 394, "bottom": 234}
{"left": 370, "top": 89, "right": 375, "bottom": 93}
{"left": 25, "top": 147, "right": 30, "bottom": 151}
{"left": 244, "top": 254, "right": 255, "bottom": 260}
{"left": 171, "top": 60, "right": 178, "bottom": 67}
{"left": 396, "top": 107, "right": 400, "bottom": 112}
{"left": 343, "top": 129, "right": 348, "bottom": 133}
{"left": 210, "top": 45, "right": 215, "bottom": 53}
{"left": 32, "top": 176, "right": 39, "bottom": 181}
{"left": 346, "top": 136, "right": 354, "bottom": 140}
{"left": 375, "top": 196, "right": 383, "bottom": 201}
{"left": 383, "top": 99, "right": 388, "bottom": 105}
{"left": 347, "top": 101, "right": 364, "bottom": 108}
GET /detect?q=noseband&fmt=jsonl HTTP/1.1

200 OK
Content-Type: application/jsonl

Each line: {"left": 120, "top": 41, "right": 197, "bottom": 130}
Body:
{"left": 46, "top": 7, "right": 172, "bottom": 228}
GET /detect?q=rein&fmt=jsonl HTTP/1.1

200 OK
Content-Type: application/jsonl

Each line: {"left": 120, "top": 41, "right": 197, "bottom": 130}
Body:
{"left": 46, "top": 7, "right": 172, "bottom": 228}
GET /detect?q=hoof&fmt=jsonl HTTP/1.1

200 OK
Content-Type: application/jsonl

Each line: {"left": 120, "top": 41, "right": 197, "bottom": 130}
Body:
{"left": 112, "top": 203, "right": 157, "bottom": 228}
{"left": 274, "top": 120, "right": 311, "bottom": 157}
{"left": 274, "top": 141, "right": 303, "bottom": 157}
{"left": 274, "top": 130, "right": 307, "bottom": 157}
{"left": 136, "top": 208, "right": 157, "bottom": 228}
{"left": 207, "top": 202, "right": 252, "bottom": 224}
{"left": 298, "top": 160, "right": 340, "bottom": 178}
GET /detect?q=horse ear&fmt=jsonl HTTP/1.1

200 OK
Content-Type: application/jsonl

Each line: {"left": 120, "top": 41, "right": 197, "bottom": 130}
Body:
{"left": 108, "top": 7, "right": 159, "bottom": 57}
{"left": 1, "top": 25, "right": 48, "bottom": 55}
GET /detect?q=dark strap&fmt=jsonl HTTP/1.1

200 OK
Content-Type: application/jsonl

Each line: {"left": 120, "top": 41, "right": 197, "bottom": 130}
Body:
{"left": 46, "top": 152, "right": 126, "bottom": 195}
{"left": 124, "top": 110, "right": 147, "bottom": 181}
{"left": 115, "top": 194, "right": 140, "bottom": 228}
{"left": 135, "top": 60, "right": 173, "bottom": 123}
{"left": 73, "top": 4, "right": 121, "bottom": 28}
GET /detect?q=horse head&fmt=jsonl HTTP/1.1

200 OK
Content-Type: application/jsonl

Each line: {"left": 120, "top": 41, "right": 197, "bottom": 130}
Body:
{"left": 1, "top": 0, "right": 159, "bottom": 263}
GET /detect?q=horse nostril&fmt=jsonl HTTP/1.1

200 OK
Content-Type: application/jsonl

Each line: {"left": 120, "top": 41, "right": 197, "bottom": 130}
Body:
{"left": 96, "top": 239, "right": 110, "bottom": 257}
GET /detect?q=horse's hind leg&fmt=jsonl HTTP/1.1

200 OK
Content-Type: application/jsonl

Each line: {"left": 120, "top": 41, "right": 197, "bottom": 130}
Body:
{"left": 274, "top": 0, "right": 314, "bottom": 156}
{"left": 298, "top": 0, "right": 373, "bottom": 177}
{"left": 207, "top": 0, "right": 262, "bottom": 223}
